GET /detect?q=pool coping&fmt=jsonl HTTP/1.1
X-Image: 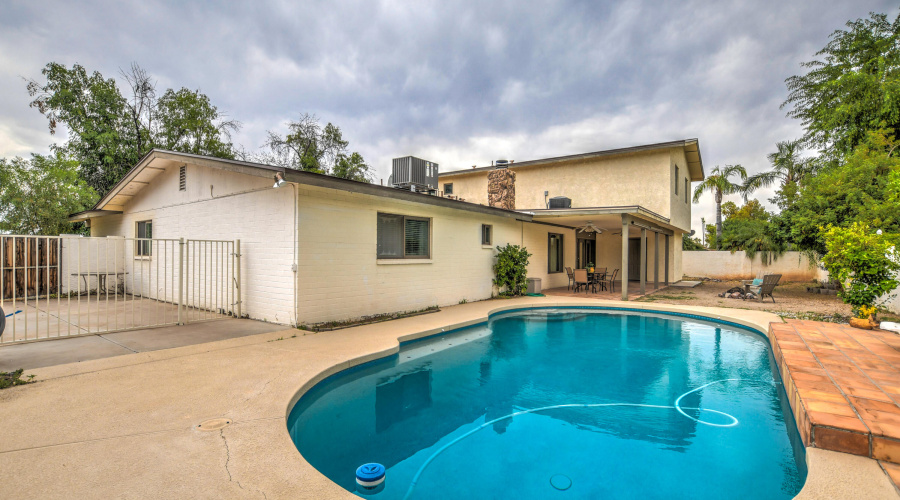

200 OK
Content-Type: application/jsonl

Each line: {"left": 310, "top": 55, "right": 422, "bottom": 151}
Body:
{"left": 1, "top": 297, "right": 896, "bottom": 499}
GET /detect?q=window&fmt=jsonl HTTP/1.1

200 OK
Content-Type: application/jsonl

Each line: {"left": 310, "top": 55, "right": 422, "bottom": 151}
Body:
{"left": 685, "top": 179, "right": 689, "bottom": 203}
{"left": 179, "top": 165, "right": 186, "bottom": 191}
{"left": 675, "top": 166, "right": 679, "bottom": 195}
{"left": 444, "top": 183, "right": 453, "bottom": 195}
{"left": 482, "top": 224, "right": 493, "bottom": 246}
{"left": 548, "top": 233, "right": 563, "bottom": 273}
{"left": 136, "top": 220, "right": 152, "bottom": 256}
{"left": 377, "top": 213, "right": 430, "bottom": 259}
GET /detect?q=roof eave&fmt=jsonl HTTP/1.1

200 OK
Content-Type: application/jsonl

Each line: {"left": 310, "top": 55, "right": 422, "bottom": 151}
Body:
{"left": 439, "top": 138, "right": 706, "bottom": 179}
{"left": 68, "top": 209, "right": 124, "bottom": 222}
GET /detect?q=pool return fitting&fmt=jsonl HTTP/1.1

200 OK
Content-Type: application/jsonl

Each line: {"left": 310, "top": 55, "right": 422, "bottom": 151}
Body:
{"left": 396, "top": 378, "right": 777, "bottom": 500}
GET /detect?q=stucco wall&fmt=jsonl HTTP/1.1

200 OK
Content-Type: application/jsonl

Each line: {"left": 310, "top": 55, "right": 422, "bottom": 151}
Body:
{"left": 91, "top": 164, "right": 296, "bottom": 324}
{"left": 441, "top": 148, "right": 689, "bottom": 230}
{"left": 669, "top": 149, "right": 692, "bottom": 231}
{"left": 682, "top": 251, "right": 818, "bottom": 281}
{"left": 521, "top": 223, "right": 577, "bottom": 290}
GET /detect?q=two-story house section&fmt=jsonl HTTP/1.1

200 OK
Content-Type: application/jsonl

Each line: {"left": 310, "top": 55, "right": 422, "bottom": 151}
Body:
{"left": 438, "top": 139, "right": 704, "bottom": 299}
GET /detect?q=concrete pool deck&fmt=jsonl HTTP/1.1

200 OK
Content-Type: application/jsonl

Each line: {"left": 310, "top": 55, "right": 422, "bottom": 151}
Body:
{"left": 0, "top": 297, "right": 896, "bottom": 499}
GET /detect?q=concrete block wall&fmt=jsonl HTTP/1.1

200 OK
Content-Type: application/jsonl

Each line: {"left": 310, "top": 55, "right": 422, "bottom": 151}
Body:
{"left": 682, "top": 251, "right": 819, "bottom": 281}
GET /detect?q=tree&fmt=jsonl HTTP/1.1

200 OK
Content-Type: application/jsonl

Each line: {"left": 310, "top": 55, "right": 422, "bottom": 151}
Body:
{"left": 719, "top": 218, "right": 786, "bottom": 264}
{"left": 782, "top": 12, "right": 900, "bottom": 157}
{"left": 682, "top": 233, "right": 706, "bottom": 251}
{"left": 332, "top": 152, "right": 374, "bottom": 182}
{"left": 723, "top": 198, "right": 769, "bottom": 221}
{"left": 27, "top": 63, "right": 136, "bottom": 196}
{"left": 0, "top": 152, "right": 98, "bottom": 235}
{"left": 776, "top": 132, "right": 900, "bottom": 254}
{"left": 261, "top": 114, "right": 372, "bottom": 182}
{"left": 708, "top": 199, "right": 785, "bottom": 262}
{"left": 822, "top": 222, "right": 899, "bottom": 317}
{"left": 743, "top": 140, "right": 818, "bottom": 207}
{"left": 27, "top": 62, "right": 239, "bottom": 195}
{"left": 262, "top": 113, "right": 349, "bottom": 174}
{"left": 155, "top": 88, "right": 239, "bottom": 157}
{"left": 692, "top": 164, "right": 747, "bottom": 249}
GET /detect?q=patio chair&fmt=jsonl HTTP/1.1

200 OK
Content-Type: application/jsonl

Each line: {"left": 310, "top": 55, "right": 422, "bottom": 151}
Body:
{"left": 565, "top": 267, "right": 575, "bottom": 290}
{"left": 748, "top": 274, "right": 781, "bottom": 302}
{"left": 592, "top": 267, "right": 607, "bottom": 291}
{"left": 605, "top": 269, "right": 619, "bottom": 293}
{"left": 573, "top": 269, "right": 593, "bottom": 294}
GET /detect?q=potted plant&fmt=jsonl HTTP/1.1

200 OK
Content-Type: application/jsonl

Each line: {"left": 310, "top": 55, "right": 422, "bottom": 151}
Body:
{"left": 587, "top": 262, "right": 594, "bottom": 273}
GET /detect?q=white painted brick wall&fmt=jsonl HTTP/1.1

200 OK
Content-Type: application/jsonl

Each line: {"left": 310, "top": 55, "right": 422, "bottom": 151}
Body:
{"left": 91, "top": 164, "right": 296, "bottom": 324}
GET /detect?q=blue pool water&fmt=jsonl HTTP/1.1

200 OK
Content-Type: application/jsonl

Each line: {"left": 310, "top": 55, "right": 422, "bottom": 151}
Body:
{"left": 287, "top": 308, "right": 807, "bottom": 499}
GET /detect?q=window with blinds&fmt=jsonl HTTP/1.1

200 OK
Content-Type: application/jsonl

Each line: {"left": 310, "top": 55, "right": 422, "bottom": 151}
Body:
{"left": 377, "top": 213, "right": 430, "bottom": 259}
{"left": 179, "top": 165, "right": 186, "bottom": 191}
{"left": 136, "top": 220, "right": 152, "bottom": 256}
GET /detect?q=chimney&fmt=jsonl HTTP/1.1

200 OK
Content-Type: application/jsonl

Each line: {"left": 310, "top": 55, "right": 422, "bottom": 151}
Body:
{"left": 487, "top": 166, "right": 516, "bottom": 210}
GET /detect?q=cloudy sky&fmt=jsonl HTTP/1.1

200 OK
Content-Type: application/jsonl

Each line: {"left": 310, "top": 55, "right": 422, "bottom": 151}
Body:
{"left": 1, "top": 0, "right": 896, "bottom": 233}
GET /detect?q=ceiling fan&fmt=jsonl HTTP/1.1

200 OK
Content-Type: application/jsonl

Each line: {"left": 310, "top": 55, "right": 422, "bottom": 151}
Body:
{"left": 577, "top": 221, "right": 603, "bottom": 234}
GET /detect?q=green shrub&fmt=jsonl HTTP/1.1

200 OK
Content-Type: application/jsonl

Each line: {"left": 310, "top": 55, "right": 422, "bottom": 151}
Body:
{"left": 493, "top": 244, "right": 532, "bottom": 296}
{"left": 821, "top": 222, "right": 899, "bottom": 317}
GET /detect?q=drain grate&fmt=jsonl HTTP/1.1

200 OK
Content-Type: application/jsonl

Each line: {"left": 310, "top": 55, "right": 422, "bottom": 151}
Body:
{"left": 197, "top": 418, "right": 232, "bottom": 431}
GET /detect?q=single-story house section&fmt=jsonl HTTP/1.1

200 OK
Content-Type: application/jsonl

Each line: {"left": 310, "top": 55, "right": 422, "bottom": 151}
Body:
{"left": 69, "top": 140, "right": 704, "bottom": 327}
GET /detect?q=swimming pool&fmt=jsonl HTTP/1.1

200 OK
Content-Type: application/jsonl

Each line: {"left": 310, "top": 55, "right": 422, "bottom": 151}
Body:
{"left": 287, "top": 307, "right": 807, "bottom": 499}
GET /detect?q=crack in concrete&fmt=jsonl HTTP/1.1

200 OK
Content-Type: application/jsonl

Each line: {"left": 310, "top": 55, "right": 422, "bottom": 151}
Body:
{"left": 219, "top": 428, "right": 268, "bottom": 499}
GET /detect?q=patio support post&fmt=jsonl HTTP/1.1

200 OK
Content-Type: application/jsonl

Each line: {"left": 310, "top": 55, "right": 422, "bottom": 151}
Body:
{"left": 621, "top": 215, "right": 629, "bottom": 300}
{"left": 640, "top": 228, "right": 647, "bottom": 295}
{"left": 654, "top": 231, "right": 659, "bottom": 289}
{"left": 664, "top": 234, "right": 670, "bottom": 286}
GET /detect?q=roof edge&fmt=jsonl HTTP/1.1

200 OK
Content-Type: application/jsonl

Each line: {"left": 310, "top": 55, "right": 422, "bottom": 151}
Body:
{"left": 78, "top": 150, "right": 530, "bottom": 222}
{"left": 439, "top": 139, "right": 703, "bottom": 178}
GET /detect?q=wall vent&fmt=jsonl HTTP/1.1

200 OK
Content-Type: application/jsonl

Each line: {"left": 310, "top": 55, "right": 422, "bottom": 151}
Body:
{"left": 179, "top": 165, "right": 186, "bottom": 191}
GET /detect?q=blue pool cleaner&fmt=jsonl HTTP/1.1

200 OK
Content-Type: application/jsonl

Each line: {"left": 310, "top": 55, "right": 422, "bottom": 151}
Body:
{"left": 356, "top": 463, "right": 386, "bottom": 494}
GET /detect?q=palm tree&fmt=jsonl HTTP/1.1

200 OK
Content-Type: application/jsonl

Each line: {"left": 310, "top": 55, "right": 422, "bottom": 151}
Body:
{"left": 743, "top": 139, "right": 816, "bottom": 201}
{"left": 692, "top": 164, "right": 747, "bottom": 249}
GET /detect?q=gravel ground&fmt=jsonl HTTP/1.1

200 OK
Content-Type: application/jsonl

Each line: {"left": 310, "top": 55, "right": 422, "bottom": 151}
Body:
{"left": 636, "top": 280, "right": 854, "bottom": 322}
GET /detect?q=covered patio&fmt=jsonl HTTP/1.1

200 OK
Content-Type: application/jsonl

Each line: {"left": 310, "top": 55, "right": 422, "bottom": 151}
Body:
{"left": 529, "top": 206, "right": 679, "bottom": 300}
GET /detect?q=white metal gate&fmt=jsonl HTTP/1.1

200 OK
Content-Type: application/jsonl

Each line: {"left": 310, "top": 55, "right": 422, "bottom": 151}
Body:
{"left": 0, "top": 235, "right": 241, "bottom": 344}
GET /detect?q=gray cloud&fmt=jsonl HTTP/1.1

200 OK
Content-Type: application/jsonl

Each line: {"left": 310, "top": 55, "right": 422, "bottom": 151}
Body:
{"left": 1, "top": 0, "right": 896, "bottom": 233}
